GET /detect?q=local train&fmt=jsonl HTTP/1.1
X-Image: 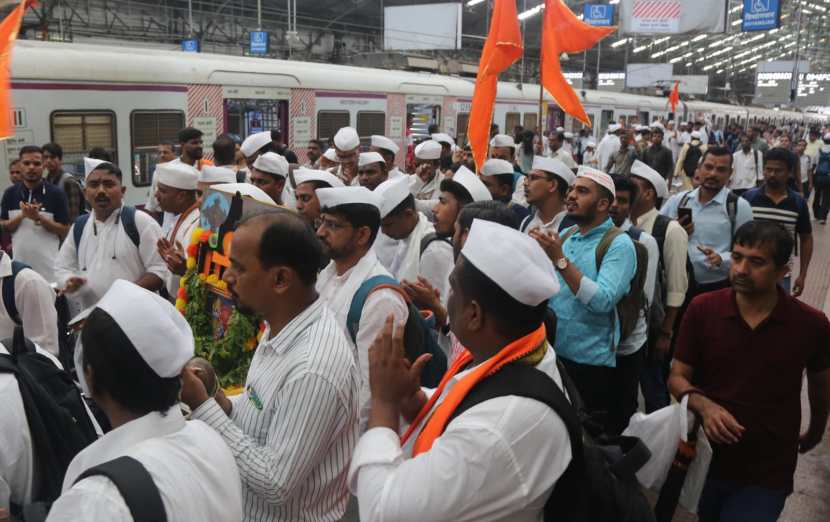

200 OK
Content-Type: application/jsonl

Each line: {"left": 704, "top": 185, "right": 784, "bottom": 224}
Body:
{"left": 7, "top": 40, "right": 827, "bottom": 206}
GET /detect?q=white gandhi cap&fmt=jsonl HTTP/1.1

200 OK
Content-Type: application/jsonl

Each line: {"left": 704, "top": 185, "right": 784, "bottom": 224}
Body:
{"left": 431, "top": 133, "right": 455, "bottom": 146}
{"left": 532, "top": 156, "right": 575, "bottom": 186}
{"left": 83, "top": 157, "right": 112, "bottom": 178}
{"left": 316, "top": 186, "right": 381, "bottom": 211}
{"left": 630, "top": 160, "right": 669, "bottom": 199}
{"left": 293, "top": 168, "right": 344, "bottom": 188}
{"left": 375, "top": 176, "right": 411, "bottom": 218}
{"left": 199, "top": 166, "right": 237, "bottom": 184}
{"left": 576, "top": 166, "right": 616, "bottom": 195}
{"left": 358, "top": 152, "right": 386, "bottom": 168}
{"left": 371, "top": 135, "right": 400, "bottom": 154}
{"left": 94, "top": 279, "right": 193, "bottom": 378}
{"left": 323, "top": 148, "right": 340, "bottom": 163}
{"left": 450, "top": 166, "right": 492, "bottom": 202}
{"left": 210, "top": 183, "right": 277, "bottom": 206}
{"left": 240, "top": 131, "right": 272, "bottom": 158}
{"left": 461, "top": 219, "right": 559, "bottom": 306}
{"left": 489, "top": 134, "right": 516, "bottom": 148}
{"left": 334, "top": 127, "right": 360, "bottom": 150}
{"left": 253, "top": 152, "right": 289, "bottom": 177}
{"left": 155, "top": 161, "right": 199, "bottom": 190}
{"left": 415, "top": 140, "right": 442, "bottom": 160}
{"left": 481, "top": 158, "right": 515, "bottom": 176}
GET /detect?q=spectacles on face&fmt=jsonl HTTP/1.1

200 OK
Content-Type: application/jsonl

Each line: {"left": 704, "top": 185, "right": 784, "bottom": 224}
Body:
{"left": 318, "top": 216, "right": 352, "bottom": 231}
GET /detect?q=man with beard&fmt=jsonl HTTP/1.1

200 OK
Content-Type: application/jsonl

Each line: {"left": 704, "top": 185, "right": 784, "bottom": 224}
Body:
{"left": 293, "top": 168, "right": 344, "bottom": 229}
{"left": 669, "top": 221, "right": 830, "bottom": 522}
{"left": 480, "top": 158, "right": 530, "bottom": 222}
{"left": 56, "top": 158, "right": 166, "bottom": 309}
{"left": 410, "top": 140, "right": 445, "bottom": 216}
{"left": 305, "top": 139, "right": 324, "bottom": 168}
{"left": 530, "top": 167, "right": 637, "bottom": 417}
{"left": 179, "top": 212, "right": 359, "bottom": 522}
{"left": 662, "top": 147, "right": 753, "bottom": 299}
{"left": 314, "top": 186, "right": 409, "bottom": 430}
{"left": 519, "top": 156, "right": 575, "bottom": 234}
{"left": 357, "top": 152, "right": 389, "bottom": 191}
{"left": 741, "top": 148, "right": 812, "bottom": 296}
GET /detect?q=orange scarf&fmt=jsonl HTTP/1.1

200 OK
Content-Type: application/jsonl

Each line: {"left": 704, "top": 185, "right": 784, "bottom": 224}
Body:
{"left": 401, "top": 324, "right": 547, "bottom": 456}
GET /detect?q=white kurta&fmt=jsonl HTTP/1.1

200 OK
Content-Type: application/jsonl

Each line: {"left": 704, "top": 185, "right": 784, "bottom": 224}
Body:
{"left": 55, "top": 207, "right": 168, "bottom": 310}
{"left": 0, "top": 255, "right": 59, "bottom": 356}
{"left": 348, "top": 347, "right": 572, "bottom": 522}
{"left": 551, "top": 147, "right": 578, "bottom": 169}
{"left": 410, "top": 170, "right": 445, "bottom": 216}
{"left": 373, "top": 232, "right": 399, "bottom": 271}
{"left": 316, "top": 250, "right": 409, "bottom": 430}
{"left": 163, "top": 207, "right": 200, "bottom": 298}
{"left": 48, "top": 408, "right": 243, "bottom": 522}
{"left": 387, "top": 213, "right": 454, "bottom": 306}
{"left": 597, "top": 134, "right": 621, "bottom": 172}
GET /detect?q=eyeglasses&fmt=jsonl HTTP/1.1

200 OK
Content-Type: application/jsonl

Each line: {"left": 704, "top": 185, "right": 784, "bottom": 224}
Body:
{"left": 318, "top": 217, "right": 352, "bottom": 231}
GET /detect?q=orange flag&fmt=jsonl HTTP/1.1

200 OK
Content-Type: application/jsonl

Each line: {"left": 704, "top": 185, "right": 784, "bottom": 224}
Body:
{"left": 669, "top": 81, "right": 680, "bottom": 113}
{"left": 541, "top": 0, "right": 616, "bottom": 126}
{"left": 0, "top": 0, "right": 33, "bottom": 139}
{"left": 467, "top": 0, "right": 523, "bottom": 171}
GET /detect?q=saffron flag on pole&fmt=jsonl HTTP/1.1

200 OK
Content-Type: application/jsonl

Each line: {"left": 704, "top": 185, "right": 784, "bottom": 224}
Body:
{"left": 541, "top": 0, "right": 616, "bottom": 126}
{"left": 0, "top": 0, "right": 32, "bottom": 139}
{"left": 669, "top": 80, "right": 680, "bottom": 113}
{"left": 467, "top": 0, "right": 523, "bottom": 171}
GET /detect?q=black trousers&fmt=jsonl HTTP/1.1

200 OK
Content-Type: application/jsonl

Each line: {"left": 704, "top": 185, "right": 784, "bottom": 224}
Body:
{"left": 558, "top": 356, "right": 615, "bottom": 423}
{"left": 609, "top": 347, "right": 646, "bottom": 435}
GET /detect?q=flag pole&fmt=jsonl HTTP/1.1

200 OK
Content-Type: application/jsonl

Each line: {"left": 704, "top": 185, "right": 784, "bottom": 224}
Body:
{"left": 538, "top": 6, "right": 544, "bottom": 136}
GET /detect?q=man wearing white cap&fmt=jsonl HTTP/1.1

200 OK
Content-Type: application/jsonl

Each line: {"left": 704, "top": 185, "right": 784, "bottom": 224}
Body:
{"left": 333, "top": 127, "right": 361, "bottom": 185}
{"left": 320, "top": 147, "right": 340, "bottom": 171}
{"left": 489, "top": 133, "right": 520, "bottom": 168}
{"left": 349, "top": 219, "right": 571, "bottom": 521}
{"left": 197, "top": 165, "right": 237, "bottom": 199}
{"left": 314, "top": 186, "right": 409, "bottom": 428}
{"left": 180, "top": 213, "right": 359, "bottom": 522}
{"left": 597, "top": 124, "right": 622, "bottom": 174}
{"left": 530, "top": 167, "right": 637, "bottom": 419}
{"left": 251, "top": 151, "right": 290, "bottom": 206}
{"left": 410, "top": 140, "right": 446, "bottom": 215}
{"left": 582, "top": 139, "right": 598, "bottom": 168}
{"left": 520, "top": 156, "right": 576, "bottom": 234}
{"left": 548, "top": 131, "right": 578, "bottom": 170}
{"left": 357, "top": 152, "right": 389, "bottom": 191}
{"left": 293, "top": 168, "right": 344, "bottom": 228}
{"left": 370, "top": 135, "right": 403, "bottom": 178}
{"left": 154, "top": 161, "right": 201, "bottom": 299}
{"left": 48, "top": 280, "right": 243, "bottom": 522}
{"left": 481, "top": 158, "right": 530, "bottom": 222}
{"left": 56, "top": 160, "right": 167, "bottom": 311}
{"left": 375, "top": 176, "right": 453, "bottom": 303}
{"left": 674, "top": 130, "right": 708, "bottom": 190}
{"left": 431, "top": 133, "right": 455, "bottom": 172}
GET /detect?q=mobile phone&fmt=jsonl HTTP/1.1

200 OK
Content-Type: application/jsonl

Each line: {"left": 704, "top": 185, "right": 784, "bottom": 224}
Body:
{"left": 677, "top": 207, "right": 693, "bottom": 223}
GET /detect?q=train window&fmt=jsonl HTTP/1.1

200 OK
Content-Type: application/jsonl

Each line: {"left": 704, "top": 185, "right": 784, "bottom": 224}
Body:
{"left": 50, "top": 111, "right": 117, "bottom": 175}
{"left": 456, "top": 113, "right": 469, "bottom": 147}
{"left": 523, "top": 113, "right": 538, "bottom": 132}
{"left": 356, "top": 111, "right": 386, "bottom": 147}
{"left": 407, "top": 104, "right": 441, "bottom": 143}
{"left": 317, "top": 111, "right": 350, "bottom": 144}
{"left": 505, "top": 113, "right": 521, "bottom": 134}
{"left": 129, "top": 110, "right": 186, "bottom": 187}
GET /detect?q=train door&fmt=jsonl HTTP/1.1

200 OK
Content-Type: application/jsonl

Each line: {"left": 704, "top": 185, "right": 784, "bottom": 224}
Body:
{"left": 225, "top": 99, "right": 287, "bottom": 141}
{"left": 599, "top": 109, "right": 614, "bottom": 137}
{"left": 615, "top": 109, "right": 636, "bottom": 127}
{"left": 406, "top": 101, "right": 441, "bottom": 142}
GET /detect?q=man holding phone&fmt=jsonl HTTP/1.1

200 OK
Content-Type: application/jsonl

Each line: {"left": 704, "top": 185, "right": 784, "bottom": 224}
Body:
{"left": 661, "top": 146, "right": 754, "bottom": 299}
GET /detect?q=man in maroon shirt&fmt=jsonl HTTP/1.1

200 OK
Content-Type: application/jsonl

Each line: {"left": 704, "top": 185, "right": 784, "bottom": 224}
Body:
{"left": 669, "top": 220, "right": 830, "bottom": 522}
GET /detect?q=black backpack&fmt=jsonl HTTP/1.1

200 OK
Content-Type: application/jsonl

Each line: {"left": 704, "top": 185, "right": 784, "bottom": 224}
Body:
{"left": 72, "top": 206, "right": 140, "bottom": 251}
{"left": 449, "top": 362, "right": 655, "bottom": 522}
{"left": 682, "top": 144, "right": 702, "bottom": 179}
{"left": 419, "top": 232, "right": 452, "bottom": 258}
{"left": 72, "top": 456, "right": 167, "bottom": 522}
{"left": 0, "top": 326, "right": 97, "bottom": 520}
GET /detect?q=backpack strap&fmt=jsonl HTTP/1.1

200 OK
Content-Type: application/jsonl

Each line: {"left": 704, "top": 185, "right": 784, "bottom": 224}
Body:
{"left": 678, "top": 190, "right": 691, "bottom": 209}
{"left": 72, "top": 213, "right": 91, "bottom": 250}
{"left": 119, "top": 206, "right": 141, "bottom": 248}
{"left": 594, "top": 227, "right": 624, "bottom": 269}
{"left": 651, "top": 214, "right": 671, "bottom": 262}
{"left": 75, "top": 456, "right": 168, "bottom": 522}
{"left": 725, "top": 191, "right": 738, "bottom": 238}
{"left": 625, "top": 226, "right": 642, "bottom": 242}
{"left": 346, "top": 275, "right": 404, "bottom": 344}
{"left": 419, "top": 232, "right": 451, "bottom": 258}
{"left": 3, "top": 260, "right": 29, "bottom": 326}
{"left": 519, "top": 214, "right": 532, "bottom": 233}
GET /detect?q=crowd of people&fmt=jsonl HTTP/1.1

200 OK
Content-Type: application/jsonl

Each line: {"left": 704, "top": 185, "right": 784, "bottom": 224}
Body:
{"left": 0, "top": 116, "right": 829, "bottom": 522}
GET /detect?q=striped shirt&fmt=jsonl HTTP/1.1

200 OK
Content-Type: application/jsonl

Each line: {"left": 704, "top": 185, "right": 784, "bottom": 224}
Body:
{"left": 742, "top": 187, "right": 811, "bottom": 267}
{"left": 192, "top": 298, "right": 360, "bottom": 522}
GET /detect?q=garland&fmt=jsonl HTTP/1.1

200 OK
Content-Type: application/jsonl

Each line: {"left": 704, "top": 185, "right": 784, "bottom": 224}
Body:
{"left": 177, "top": 227, "right": 263, "bottom": 388}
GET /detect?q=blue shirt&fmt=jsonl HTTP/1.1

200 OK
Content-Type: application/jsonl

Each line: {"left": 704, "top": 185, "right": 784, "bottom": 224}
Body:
{"left": 0, "top": 181, "right": 70, "bottom": 223}
{"left": 551, "top": 218, "right": 637, "bottom": 367}
{"left": 661, "top": 187, "right": 753, "bottom": 285}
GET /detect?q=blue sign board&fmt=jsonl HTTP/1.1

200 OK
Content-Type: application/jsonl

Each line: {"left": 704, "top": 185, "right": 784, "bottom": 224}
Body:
{"left": 181, "top": 39, "right": 200, "bottom": 53}
{"left": 742, "top": 0, "right": 781, "bottom": 32}
{"left": 250, "top": 31, "right": 269, "bottom": 55}
{"left": 583, "top": 4, "right": 614, "bottom": 26}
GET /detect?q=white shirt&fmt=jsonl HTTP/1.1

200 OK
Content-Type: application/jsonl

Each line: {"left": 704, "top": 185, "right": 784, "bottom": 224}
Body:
{"left": 730, "top": 148, "right": 764, "bottom": 191}
{"left": 551, "top": 147, "right": 577, "bottom": 169}
{"left": 49, "top": 408, "right": 243, "bottom": 522}
{"left": 0, "top": 255, "right": 59, "bottom": 356}
{"left": 597, "top": 134, "right": 621, "bottom": 174}
{"left": 522, "top": 209, "right": 568, "bottom": 234}
{"left": 55, "top": 206, "right": 167, "bottom": 310}
{"left": 316, "top": 250, "right": 409, "bottom": 429}
{"left": 617, "top": 220, "right": 659, "bottom": 356}
{"left": 582, "top": 148, "right": 598, "bottom": 168}
{"left": 348, "top": 347, "right": 572, "bottom": 522}
{"left": 410, "top": 170, "right": 445, "bottom": 216}
{"left": 385, "top": 213, "right": 453, "bottom": 305}
{"left": 636, "top": 208, "right": 689, "bottom": 308}
{"left": 163, "top": 206, "right": 200, "bottom": 298}
{"left": 192, "top": 299, "right": 359, "bottom": 522}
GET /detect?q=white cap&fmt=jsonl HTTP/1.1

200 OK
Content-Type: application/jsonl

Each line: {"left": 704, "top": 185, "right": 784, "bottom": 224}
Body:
{"left": 155, "top": 161, "right": 199, "bottom": 191}
{"left": 608, "top": 124, "right": 622, "bottom": 133}
{"left": 95, "top": 280, "right": 193, "bottom": 378}
{"left": 240, "top": 131, "right": 272, "bottom": 158}
{"left": 556, "top": 127, "right": 565, "bottom": 133}
{"left": 823, "top": 132, "right": 830, "bottom": 142}
{"left": 199, "top": 166, "right": 237, "bottom": 184}
{"left": 481, "top": 158, "right": 515, "bottom": 176}
{"left": 532, "top": 156, "right": 575, "bottom": 186}
{"left": 210, "top": 183, "right": 277, "bottom": 206}
{"left": 564, "top": 132, "right": 574, "bottom": 139}
{"left": 334, "top": 127, "right": 360, "bottom": 151}
{"left": 630, "top": 160, "right": 668, "bottom": 199}
{"left": 586, "top": 139, "right": 597, "bottom": 147}
{"left": 431, "top": 133, "right": 455, "bottom": 146}
{"left": 375, "top": 176, "right": 412, "bottom": 218}
{"left": 690, "top": 131, "right": 702, "bottom": 140}
{"left": 83, "top": 157, "right": 112, "bottom": 178}
{"left": 293, "top": 168, "right": 344, "bottom": 188}
{"left": 451, "top": 166, "right": 492, "bottom": 202}
{"left": 461, "top": 219, "right": 559, "bottom": 306}
{"left": 323, "top": 148, "right": 339, "bottom": 163}
{"left": 489, "top": 134, "right": 516, "bottom": 148}
{"left": 371, "top": 135, "right": 400, "bottom": 154}
{"left": 358, "top": 151, "right": 386, "bottom": 168}
{"left": 316, "top": 186, "right": 381, "bottom": 211}
{"left": 253, "top": 152, "right": 289, "bottom": 178}
{"left": 577, "top": 166, "right": 615, "bottom": 195}
{"left": 415, "top": 140, "right": 442, "bottom": 160}
{"left": 651, "top": 122, "right": 665, "bottom": 130}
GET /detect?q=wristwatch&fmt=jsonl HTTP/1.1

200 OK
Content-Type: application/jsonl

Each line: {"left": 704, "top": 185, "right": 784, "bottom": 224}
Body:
{"left": 554, "top": 256, "right": 569, "bottom": 271}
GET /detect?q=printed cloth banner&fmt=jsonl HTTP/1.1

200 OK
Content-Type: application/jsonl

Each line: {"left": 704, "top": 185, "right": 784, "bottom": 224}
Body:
{"left": 619, "top": 0, "right": 727, "bottom": 35}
